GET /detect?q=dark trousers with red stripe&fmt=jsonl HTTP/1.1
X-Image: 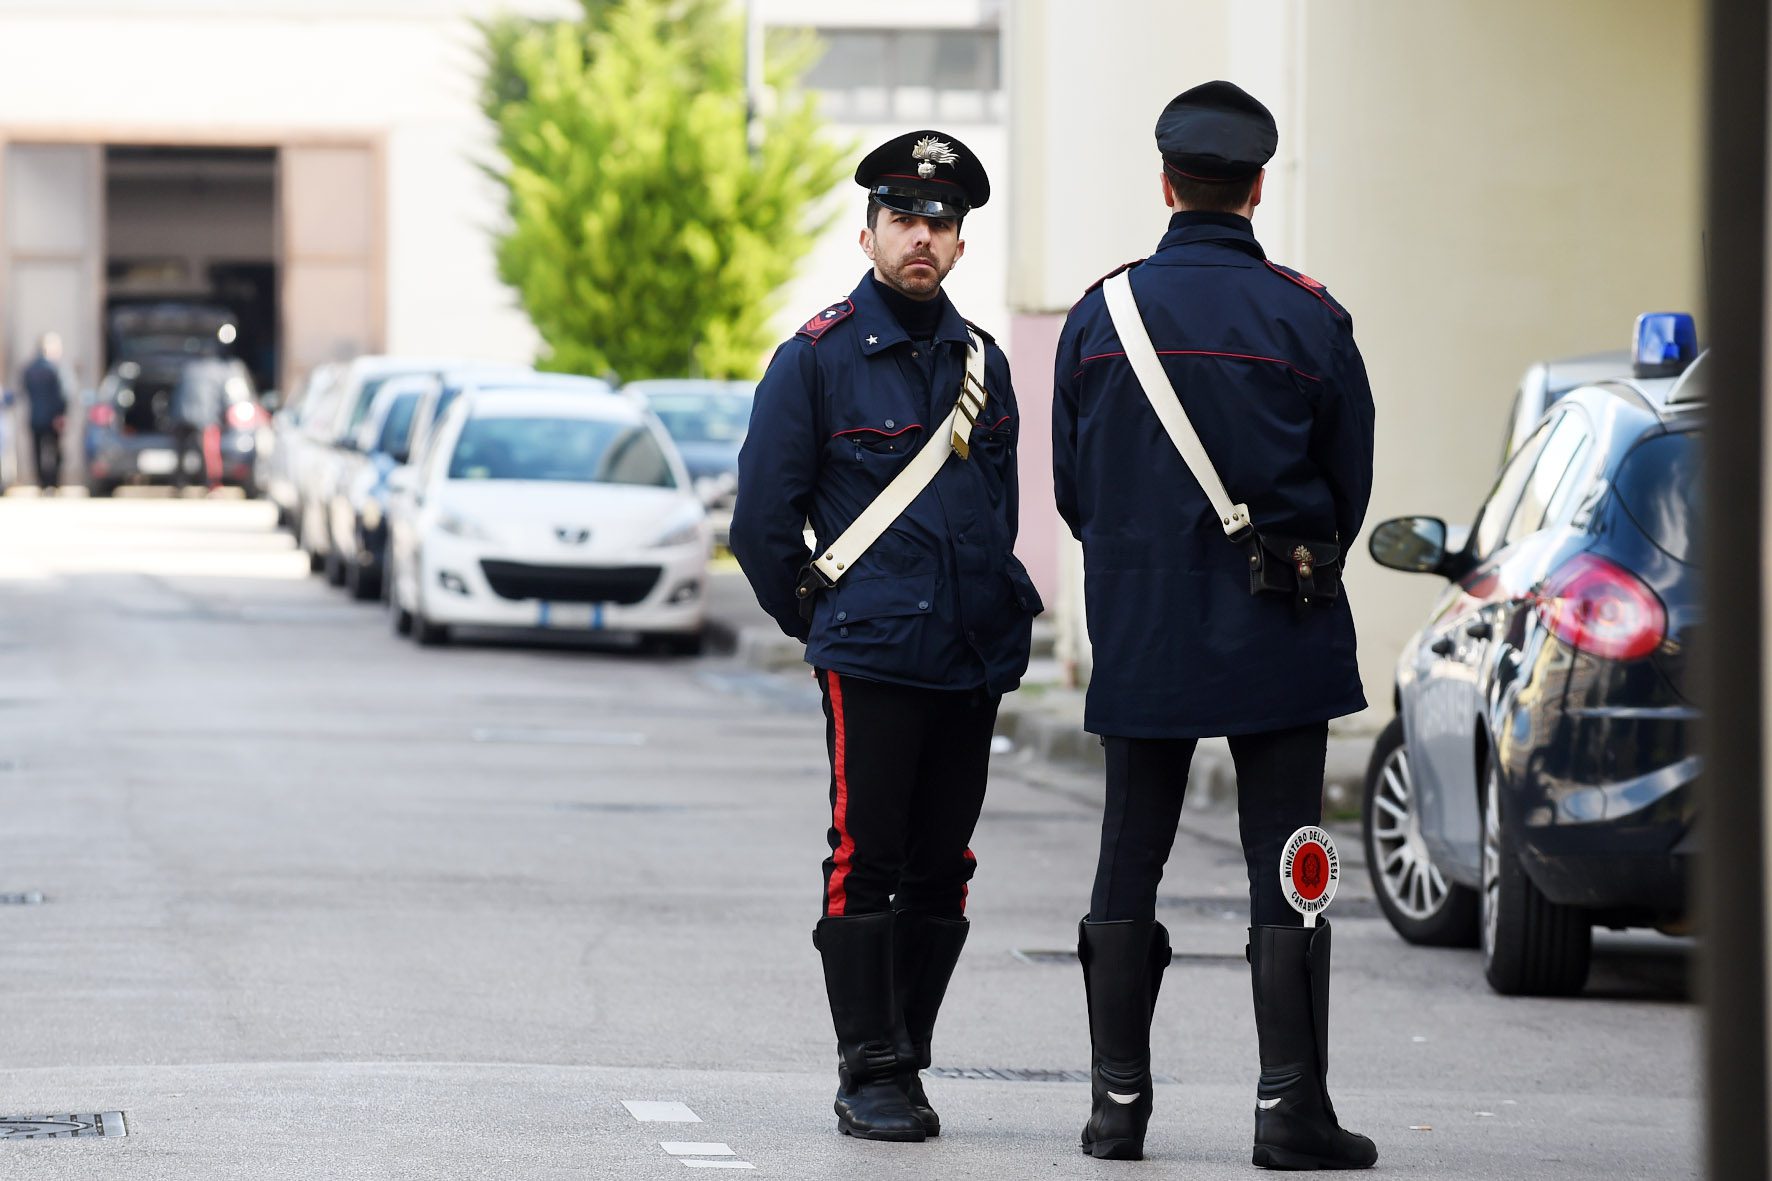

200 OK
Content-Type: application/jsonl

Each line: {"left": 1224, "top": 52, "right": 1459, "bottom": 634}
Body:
{"left": 1089, "top": 722, "right": 1329, "bottom": 928}
{"left": 817, "top": 669, "right": 1001, "bottom": 919}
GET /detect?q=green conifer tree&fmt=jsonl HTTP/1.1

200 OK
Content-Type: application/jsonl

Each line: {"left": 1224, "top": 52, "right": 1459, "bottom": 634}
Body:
{"left": 480, "top": 0, "right": 849, "bottom": 380}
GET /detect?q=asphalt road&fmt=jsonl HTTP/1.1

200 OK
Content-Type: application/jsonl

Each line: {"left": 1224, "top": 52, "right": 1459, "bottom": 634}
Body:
{"left": 0, "top": 497, "right": 1699, "bottom": 1179}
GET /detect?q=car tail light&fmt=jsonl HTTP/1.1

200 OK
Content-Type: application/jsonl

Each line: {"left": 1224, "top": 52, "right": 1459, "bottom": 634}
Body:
{"left": 226, "top": 401, "right": 263, "bottom": 430}
{"left": 87, "top": 404, "right": 115, "bottom": 428}
{"left": 1534, "top": 553, "right": 1667, "bottom": 661}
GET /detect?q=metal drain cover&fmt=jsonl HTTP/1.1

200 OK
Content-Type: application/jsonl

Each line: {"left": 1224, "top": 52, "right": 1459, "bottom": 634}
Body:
{"left": 0, "top": 1112, "right": 127, "bottom": 1140}
{"left": 928, "top": 1067, "right": 1178, "bottom": 1085}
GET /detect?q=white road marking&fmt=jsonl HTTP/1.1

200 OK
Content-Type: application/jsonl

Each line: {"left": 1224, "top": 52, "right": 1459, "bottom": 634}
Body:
{"left": 681, "top": 1163, "right": 755, "bottom": 1170}
{"left": 661, "top": 1143, "right": 735, "bottom": 1156}
{"left": 622, "top": 1100, "right": 701, "bottom": 1122}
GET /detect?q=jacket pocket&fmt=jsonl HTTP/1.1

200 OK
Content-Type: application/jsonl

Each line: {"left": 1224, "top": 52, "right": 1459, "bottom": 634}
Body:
{"left": 829, "top": 571, "right": 937, "bottom": 627}
{"left": 1004, "top": 557, "right": 1045, "bottom": 615}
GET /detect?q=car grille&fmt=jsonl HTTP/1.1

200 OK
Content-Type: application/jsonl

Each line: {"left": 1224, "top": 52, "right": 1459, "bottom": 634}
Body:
{"left": 479, "top": 561, "right": 661, "bottom": 605}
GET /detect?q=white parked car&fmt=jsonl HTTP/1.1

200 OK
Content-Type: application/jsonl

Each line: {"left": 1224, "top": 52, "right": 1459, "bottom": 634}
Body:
{"left": 386, "top": 387, "right": 710, "bottom": 653}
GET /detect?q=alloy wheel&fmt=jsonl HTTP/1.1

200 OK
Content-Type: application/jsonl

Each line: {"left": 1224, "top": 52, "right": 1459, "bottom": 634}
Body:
{"left": 1481, "top": 764, "right": 1502, "bottom": 963}
{"left": 1370, "top": 744, "right": 1453, "bottom": 921}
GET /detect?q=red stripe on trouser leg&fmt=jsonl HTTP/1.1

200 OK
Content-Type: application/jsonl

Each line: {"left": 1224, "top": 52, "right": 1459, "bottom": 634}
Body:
{"left": 960, "top": 847, "right": 978, "bottom": 913}
{"left": 826, "top": 672, "right": 855, "bottom": 916}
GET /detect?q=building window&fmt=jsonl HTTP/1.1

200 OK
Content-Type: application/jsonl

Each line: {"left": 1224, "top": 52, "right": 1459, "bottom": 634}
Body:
{"left": 798, "top": 28, "right": 1003, "bottom": 124}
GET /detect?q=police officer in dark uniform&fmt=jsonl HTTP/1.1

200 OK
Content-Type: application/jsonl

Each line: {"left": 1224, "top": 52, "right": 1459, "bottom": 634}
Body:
{"left": 731, "top": 130, "right": 1042, "bottom": 1144}
{"left": 1053, "top": 82, "right": 1377, "bottom": 1169}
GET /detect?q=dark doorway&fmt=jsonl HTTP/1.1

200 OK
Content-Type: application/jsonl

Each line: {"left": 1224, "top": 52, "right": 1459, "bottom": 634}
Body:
{"left": 103, "top": 146, "right": 279, "bottom": 394}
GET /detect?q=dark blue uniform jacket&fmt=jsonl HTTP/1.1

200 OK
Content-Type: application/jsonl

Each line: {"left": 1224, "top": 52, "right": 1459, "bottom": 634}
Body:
{"left": 1053, "top": 212, "right": 1375, "bottom": 739}
{"left": 732, "top": 272, "right": 1042, "bottom": 695}
{"left": 22, "top": 357, "right": 65, "bottom": 430}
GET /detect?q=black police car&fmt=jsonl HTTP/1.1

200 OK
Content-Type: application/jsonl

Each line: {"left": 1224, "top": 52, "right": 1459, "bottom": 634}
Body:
{"left": 1363, "top": 313, "right": 1701, "bottom": 996}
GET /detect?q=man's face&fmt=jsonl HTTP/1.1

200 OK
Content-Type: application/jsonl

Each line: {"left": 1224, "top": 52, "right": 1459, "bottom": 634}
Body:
{"left": 861, "top": 208, "right": 965, "bottom": 300}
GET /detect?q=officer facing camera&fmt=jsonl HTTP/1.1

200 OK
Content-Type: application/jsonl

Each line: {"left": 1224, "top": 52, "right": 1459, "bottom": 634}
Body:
{"left": 1053, "top": 81, "right": 1377, "bottom": 1169}
{"left": 731, "top": 129, "right": 1042, "bottom": 1145}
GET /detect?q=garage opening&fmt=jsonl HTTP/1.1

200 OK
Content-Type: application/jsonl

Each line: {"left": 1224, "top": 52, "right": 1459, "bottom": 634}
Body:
{"left": 103, "top": 146, "right": 278, "bottom": 395}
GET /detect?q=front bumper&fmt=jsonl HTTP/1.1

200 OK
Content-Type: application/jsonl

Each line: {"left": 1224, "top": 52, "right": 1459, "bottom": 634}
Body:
{"left": 419, "top": 531, "right": 708, "bottom": 635}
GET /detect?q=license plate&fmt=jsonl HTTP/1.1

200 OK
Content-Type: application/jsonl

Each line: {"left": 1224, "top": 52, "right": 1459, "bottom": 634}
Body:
{"left": 539, "top": 602, "right": 598, "bottom": 629}
{"left": 137, "top": 449, "right": 177, "bottom": 475}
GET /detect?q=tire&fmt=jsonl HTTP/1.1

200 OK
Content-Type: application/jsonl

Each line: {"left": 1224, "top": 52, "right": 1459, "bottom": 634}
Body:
{"left": 412, "top": 604, "right": 450, "bottom": 647}
{"left": 1481, "top": 758, "right": 1592, "bottom": 996}
{"left": 307, "top": 548, "right": 326, "bottom": 574}
{"left": 324, "top": 547, "right": 347, "bottom": 588}
{"left": 87, "top": 482, "right": 115, "bottom": 499}
{"left": 345, "top": 550, "right": 381, "bottom": 602}
{"left": 648, "top": 630, "right": 705, "bottom": 657}
{"left": 391, "top": 603, "right": 414, "bottom": 637}
{"left": 1362, "top": 717, "right": 1479, "bottom": 947}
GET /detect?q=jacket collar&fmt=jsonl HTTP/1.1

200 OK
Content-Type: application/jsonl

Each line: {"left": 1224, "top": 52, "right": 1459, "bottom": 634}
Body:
{"left": 850, "top": 271, "right": 972, "bottom": 355}
{"left": 1152, "top": 211, "right": 1266, "bottom": 262}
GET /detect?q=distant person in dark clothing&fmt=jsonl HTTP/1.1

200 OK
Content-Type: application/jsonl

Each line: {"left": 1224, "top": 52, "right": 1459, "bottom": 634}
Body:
{"left": 171, "top": 359, "right": 227, "bottom": 492}
{"left": 22, "top": 333, "right": 68, "bottom": 493}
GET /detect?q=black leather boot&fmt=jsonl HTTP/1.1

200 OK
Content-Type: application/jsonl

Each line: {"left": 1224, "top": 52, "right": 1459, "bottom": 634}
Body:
{"left": 814, "top": 913, "right": 927, "bottom": 1142}
{"left": 1077, "top": 918, "right": 1171, "bottom": 1160}
{"left": 1248, "top": 922, "right": 1377, "bottom": 1170}
{"left": 893, "top": 910, "right": 970, "bottom": 1136}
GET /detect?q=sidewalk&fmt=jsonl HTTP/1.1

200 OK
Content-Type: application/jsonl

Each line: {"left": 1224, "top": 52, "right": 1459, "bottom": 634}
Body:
{"left": 707, "top": 566, "right": 1382, "bottom": 813}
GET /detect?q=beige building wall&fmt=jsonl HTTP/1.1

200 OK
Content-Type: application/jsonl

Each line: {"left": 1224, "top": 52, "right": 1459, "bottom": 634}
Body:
{"left": 1301, "top": 0, "right": 1704, "bottom": 710}
{"left": 1008, "top": 0, "right": 1703, "bottom": 723}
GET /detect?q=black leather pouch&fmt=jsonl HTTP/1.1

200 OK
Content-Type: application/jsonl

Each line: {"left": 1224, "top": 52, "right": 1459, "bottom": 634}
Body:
{"left": 1244, "top": 533, "right": 1342, "bottom": 609}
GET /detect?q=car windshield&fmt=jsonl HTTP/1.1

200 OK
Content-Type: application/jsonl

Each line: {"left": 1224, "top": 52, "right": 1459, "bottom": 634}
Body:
{"left": 1613, "top": 430, "right": 1702, "bottom": 565}
{"left": 448, "top": 416, "right": 676, "bottom": 487}
{"left": 645, "top": 390, "right": 753, "bottom": 445}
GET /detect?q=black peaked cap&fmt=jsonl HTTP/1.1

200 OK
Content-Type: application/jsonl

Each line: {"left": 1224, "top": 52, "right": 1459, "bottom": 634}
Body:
{"left": 1155, "top": 80, "right": 1277, "bottom": 182}
{"left": 855, "top": 129, "right": 989, "bottom": 219}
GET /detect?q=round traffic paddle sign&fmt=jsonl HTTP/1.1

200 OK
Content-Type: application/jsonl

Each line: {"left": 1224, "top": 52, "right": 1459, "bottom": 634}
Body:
{"left": 1279, "top": 826, "right": 1340, "bottom": 925}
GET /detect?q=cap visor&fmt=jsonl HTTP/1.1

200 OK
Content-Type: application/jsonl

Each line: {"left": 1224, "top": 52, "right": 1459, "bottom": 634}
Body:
{"left": 872, "top": 188, "right": 966, "bottom": 219}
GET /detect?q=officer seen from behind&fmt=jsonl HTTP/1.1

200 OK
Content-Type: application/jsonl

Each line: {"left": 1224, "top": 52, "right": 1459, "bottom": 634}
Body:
{"left": 1053, "top": 82, "right": 1377, "bottom": 1169}
{"left": 732, "top": 129, "right": 1042, "bottom": 1145}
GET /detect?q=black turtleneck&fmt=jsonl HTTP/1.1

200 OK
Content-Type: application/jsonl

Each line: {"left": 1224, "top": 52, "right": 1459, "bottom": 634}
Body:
{"left": 870, "top": 275, "right": 944, "bottom": 342}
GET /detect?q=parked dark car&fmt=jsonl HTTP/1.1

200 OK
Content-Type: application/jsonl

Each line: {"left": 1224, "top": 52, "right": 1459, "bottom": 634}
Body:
{"left": 84, "top": 354, "right": 267, "bottom": 496}
{"left": 1363, "top": 314, "right": 1702, "bottom": 996}
{"left": 625, "top": 379, "right": 753, "bottom": 545}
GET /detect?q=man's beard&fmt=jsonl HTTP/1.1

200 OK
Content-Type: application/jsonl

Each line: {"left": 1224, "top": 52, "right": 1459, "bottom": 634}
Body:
{"left": 880, "top": 253, "right": 945, "bottom": 298}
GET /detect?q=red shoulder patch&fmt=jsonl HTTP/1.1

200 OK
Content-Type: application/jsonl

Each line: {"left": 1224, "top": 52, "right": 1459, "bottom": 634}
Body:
{"left": 795, "top": 299, "right": 855, "bottom": 343}
{"left": 1072, "top": 259, "right": 1144, "bottom": 313}
{"left": 1263, "top": 261, "right": 1345, "bottom": 319}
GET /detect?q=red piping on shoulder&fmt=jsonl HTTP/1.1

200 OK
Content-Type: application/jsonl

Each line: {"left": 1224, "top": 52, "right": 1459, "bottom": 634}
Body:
{"left": 797, "top": 299, "right": 856, "bottom": 343}
{"left": 1263, "top": 261, "right": 1344, "bottom": 319}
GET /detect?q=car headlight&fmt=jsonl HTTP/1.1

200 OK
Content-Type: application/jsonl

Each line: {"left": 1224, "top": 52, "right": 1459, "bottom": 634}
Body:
{"left": 436, "top": 511, "right": 496, "bottom": 542}
{"left": 693, "top": 473, "right": 738, "bottom": 506}
{"left": 651, "top": 508, "right": 706, "bottom": 549}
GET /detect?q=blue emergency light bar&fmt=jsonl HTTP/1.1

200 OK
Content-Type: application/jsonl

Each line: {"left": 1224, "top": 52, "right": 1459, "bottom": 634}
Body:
{"left": 1632, "top": 312, "right": 1698, "bottom": 378}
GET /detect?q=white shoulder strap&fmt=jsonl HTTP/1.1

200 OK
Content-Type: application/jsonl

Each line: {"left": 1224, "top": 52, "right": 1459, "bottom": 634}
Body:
{"left": 1101, "top": 270, "right": 1250, "bottom": 537}
{"left": 811, "top": 330, "right": 986, "bottom": 585}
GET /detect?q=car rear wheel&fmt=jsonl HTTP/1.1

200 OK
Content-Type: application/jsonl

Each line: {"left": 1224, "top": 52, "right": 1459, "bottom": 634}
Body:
{"left": 87, "top": 481, "right": 115, "bottom": 499}
{"left": 323, "top": 547, "right": 347, "bottom": 588}
{"left": 1481, "top": 758, "right": 1592, "bottom": 996}
{"left": 1363, "top": 718, "right": 1479, "bottom": 946}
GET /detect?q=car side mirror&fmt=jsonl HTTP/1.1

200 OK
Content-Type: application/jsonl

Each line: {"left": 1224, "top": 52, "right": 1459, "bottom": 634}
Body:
{"left": 1369, "top": 516, "right": 1449, "bottom": 574}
